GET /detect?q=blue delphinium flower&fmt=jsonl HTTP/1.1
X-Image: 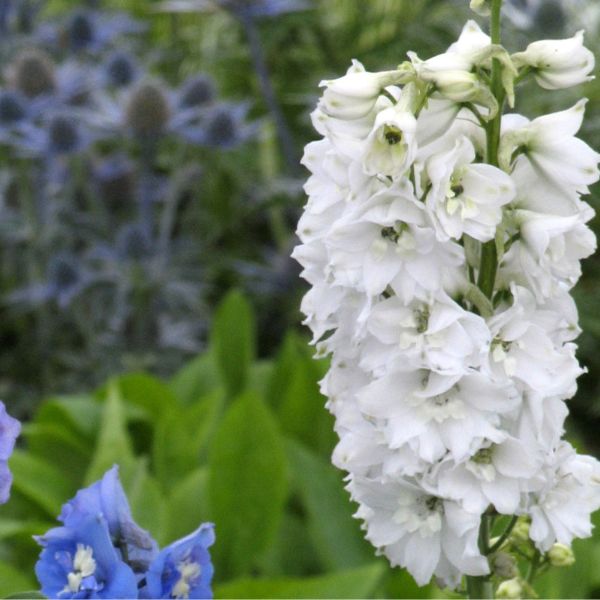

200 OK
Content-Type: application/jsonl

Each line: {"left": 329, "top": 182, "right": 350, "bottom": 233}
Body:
{"left": 142, "top": 524, "right": 215, "bottom": 600}
{"left": 59, "top": 465, "right": 158, "bottom": 572}
{"left": 35, "top": 515, "right": 139, "bottom": 599}
{"left": 0, "top": 400, "right": 20, "bottom": 504}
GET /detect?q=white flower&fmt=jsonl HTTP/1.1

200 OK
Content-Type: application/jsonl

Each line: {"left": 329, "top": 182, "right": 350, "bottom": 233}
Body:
{"left": 319, "top": 59, "right": 411, "bottom": 120}
{"left": 357, "top": 370, "right": 518, "bottom": 463}
{"left": 437, "top": 436, "right": 541, "bottom": 514}
{"left": 362, "top": 100, "right": 418, "bottom": 178}
{"left": 498, "top": 211, "right": 596, "bottom": 299}
{"left": 360, "top": 291, "right": 490, "bottom": 376}
{"left": 326, "top": 181, "right": 465, "bottom": 299}
{"left": 528, "top": 443, "right": 600, "bottom": 552}
{"left": 488, "top": 285, "right": 583, "bottom": 396}
{"left": 512, "top": 31, "right": 595, "bottom": 90}
{"left": 499, "top": 101, "right": 600, "bottom": 196}
{"left": 348, "top": 476, "right": 489, "bottom": 587}
{"left": 425, "top": 136, "right": 515, "bottom": 242}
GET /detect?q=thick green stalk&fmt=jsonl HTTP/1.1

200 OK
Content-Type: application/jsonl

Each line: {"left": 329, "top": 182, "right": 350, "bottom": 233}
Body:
{"left": 477, "top": 0, "right": 504, "bottom": 300}
{"left": 467, "top": 3, "right": 505, "bottom": 598}
{"left": 466, "top": 515, "right": 494, "bottom": 599}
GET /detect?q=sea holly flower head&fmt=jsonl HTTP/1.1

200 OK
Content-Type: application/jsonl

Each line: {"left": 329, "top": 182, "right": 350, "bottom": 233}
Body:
{"left": 35, "top": 515, "right": 138, "bottom": 599}
{"left": 142, "top": 523, "right": 215, "bottom": 599}
{"left": 0, "top": 401, "right": 20, "bottom": 504}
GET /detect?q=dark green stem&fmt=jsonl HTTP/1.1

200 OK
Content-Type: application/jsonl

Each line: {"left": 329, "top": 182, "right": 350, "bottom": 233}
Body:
{"left": 477, "top": 0, "right": 504, "bottom": 300}
{"left": 466, "top": 515, "right": 494, "bottom": 599}
{"left": 487, "top": 515, "right": 518, "bottom": 555}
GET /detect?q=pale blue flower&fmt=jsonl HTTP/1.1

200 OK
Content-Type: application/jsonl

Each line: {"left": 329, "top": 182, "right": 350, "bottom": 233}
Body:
{"left": 142, "top": 523, "right": 215, "bottom": 599}
{"left": 35, "top": 515, "right": 139, "bottom": 599}
{"left": 59, "top": 465, "right": 158, "bottom": 573}
{"left": 0, "top": 400, "right": 20, "bottom": 504}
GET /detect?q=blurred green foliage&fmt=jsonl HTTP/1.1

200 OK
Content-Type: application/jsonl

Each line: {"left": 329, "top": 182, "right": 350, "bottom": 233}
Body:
{"left": 3, "top": 0, "right": 600, "bottom": 597}
{"left": 1, "top": 291, "right": 600, "bottom": 598}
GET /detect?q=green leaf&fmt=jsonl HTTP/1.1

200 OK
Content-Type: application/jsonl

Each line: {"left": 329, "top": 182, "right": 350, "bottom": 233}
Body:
{"left": 286, "top": 439, "right": 373, "bottom": 571}
{"left": 169, "top": 351, "right": 221, "bottom": 406}
{"left": 211, "top": 290, "right": 256, "bottom": 397}
{"left": 215, "top": 563, "right": 385, "bottom": 598}
{"left": 153, "top": 390, "right": 223, "bottom": 489}
{"left": 9, "top": 451, "right": 75, "bottom": 518}
{"left": 85, "top": 381, "right": 136, "bottom": 485}
{"left": 208, "top": 392, "right": 287, "bottom": 579}
{"left": 165, "top": 468, "right": 209, "bottom": 544}
{"left": 126, "top": 460, "right": 169, "bottom": 546}
{"left": 22, "top": 423, "right": 90, "bottom": 485}
{"left": 0, "top": 562, "right": 37, "bottom": 598}
{"left": 3, "top": 592, "right": 46, "bottom": 599}
{"left": 111, "top": 373, "right": 178, "bottom": 419}
{"left": 0, "top": 518, "right": 53, "bottom": 541}
{"left": 36, "top": 395, "right": 100, "bottom": 439}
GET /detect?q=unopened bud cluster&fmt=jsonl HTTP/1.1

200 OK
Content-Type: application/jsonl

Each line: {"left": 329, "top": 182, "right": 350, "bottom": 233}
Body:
{"left": 293, "top": 17, "right": 600, "bottom": 588}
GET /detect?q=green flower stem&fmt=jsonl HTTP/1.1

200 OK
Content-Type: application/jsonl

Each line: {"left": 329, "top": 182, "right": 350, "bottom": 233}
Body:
{"left": 467, "top": 2, "right": 505, "bottom": 597}
{"left": 487, "top": 515, "right": 518, "bottom": 555}
{"left": 477, "top": 0, "right": 504, "bottom": 300}
{"left": 466, "top": 515, "right": 494, "bottom": 598}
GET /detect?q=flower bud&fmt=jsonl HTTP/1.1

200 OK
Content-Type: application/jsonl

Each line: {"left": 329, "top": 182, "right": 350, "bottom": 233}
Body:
{"left": 319, "top": 59, "right": 412, "bottom": 120}
{"left": 512, "top": 31, "right": 594, "bottom": 90}
{"left": 126, "top": 81, "right": 171, "bottom": 139}
{"left": 547, "top": 543, "right": 575, "bottom": 567}
{"left": 491, "top": 552, "right": 518, "bottom": 580}
{"left": 10, "top": 48, "right": 56, "bottom": 98}
{"left": 470, "top": 0, "right": 490, "bottom": 16}
{"left": 510, "top": 519, "right": 531, "bottom": 544}
{"left": 496, "top": 578, "right": 523, "bottom": 599}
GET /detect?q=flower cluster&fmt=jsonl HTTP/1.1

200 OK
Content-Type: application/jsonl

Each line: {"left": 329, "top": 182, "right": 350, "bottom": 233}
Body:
{"left": 35, "top": 466, "right": 215, "bottom": 599}
{"left": 294, "top": 18, "right": 600, "bottom": 588}
{"left": 0, "top": 3, "right": 260, "bottom": 402}
{"left": 0, "top": 401, "right": 20, "bottom": 504}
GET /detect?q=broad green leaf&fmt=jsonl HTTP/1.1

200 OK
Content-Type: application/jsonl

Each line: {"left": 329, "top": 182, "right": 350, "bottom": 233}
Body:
{"left": 211, "top": 290, "right": 256, "bottom": 397}
{"left": 259, "top": 512, "right": 321, "bottom": 578}
{"left": 169, "top": 351, "right": 221, "bottom": 405}
{"left": 9, "top": 451, "right": 75, "bottom": 518}
{"left": 22, "top": 423, "right": 90, "bottom": 484}
{"left": 208, "top": 392, "right": 287, "bottom": 579}
{"left": 286, "top": 439, "right": 373, "bottom": 570}
{"left": 277, "top": 353, "right": 335, "bottom": 455}
{"left": 215, "top": 563, "right": 385, "bottom": 598}
{"left": 85, "top": 381, "right": 136, "bottom": 485}
{"left": 266, "top": 331, "right": 303, "bottom": 408}
{"left": 3, "top": 592, "right": 46, "bottom": 599}
{"left": 247, "top": 360, "right": 274, "bottom": 398}
{"left": 0, "top": 519, "right": 53, "bottom": 541}
{"left": 153, "top": 390, "right": 224, "bottom": 489}
{"left": 112, "top": 373, "right": 178, "bottom": 419}
{"left": 36, "top": 395, "right": 100, "bottom": 439}
{"left": 165, "top": 468, "right": 209, "bottom": 544}
{"left": 126, "top": 460, "right": 169, "bottom": 546}
{"left": 0, "top": 562, "right": 37, "bottom": 598}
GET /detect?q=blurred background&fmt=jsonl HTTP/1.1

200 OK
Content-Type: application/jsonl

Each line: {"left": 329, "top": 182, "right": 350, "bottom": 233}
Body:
{"left": 1, "top": 0, "right": 600, "bottom": 597}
